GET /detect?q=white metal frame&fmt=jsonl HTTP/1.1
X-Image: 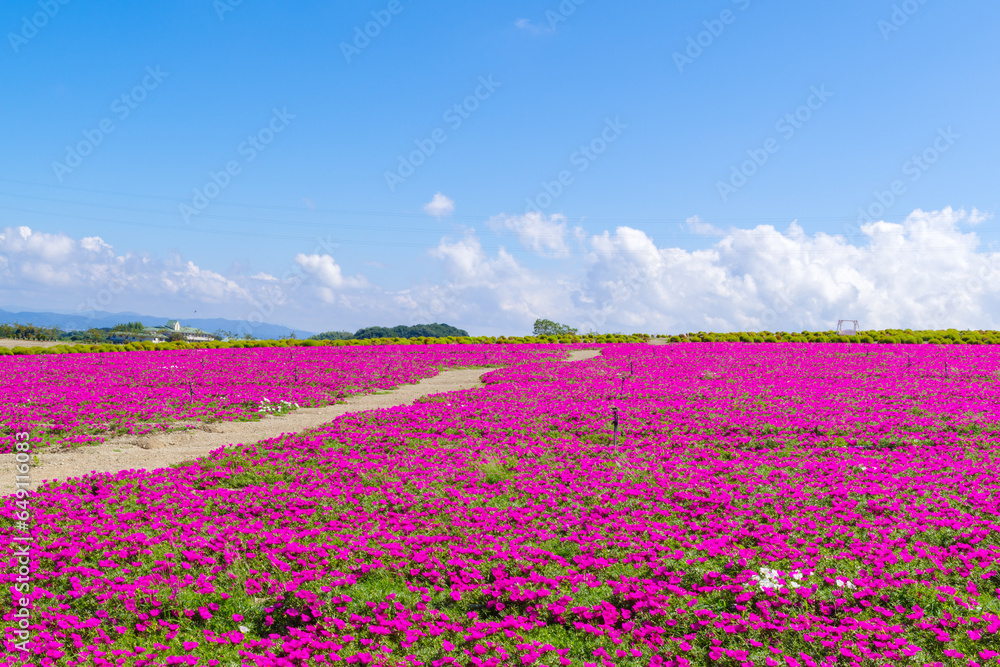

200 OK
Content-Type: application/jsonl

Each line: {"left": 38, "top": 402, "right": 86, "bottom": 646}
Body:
{"left": 837, "top": 320, "right": 859, "bottom": 336}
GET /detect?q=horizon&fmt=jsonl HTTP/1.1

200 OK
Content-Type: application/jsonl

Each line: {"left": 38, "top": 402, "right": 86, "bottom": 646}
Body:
{"left": 2, "top": 1, "right": 998, "bottom": 335}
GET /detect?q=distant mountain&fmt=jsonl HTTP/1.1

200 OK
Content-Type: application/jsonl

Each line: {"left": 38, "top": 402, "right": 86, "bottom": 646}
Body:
{"left": 0, "top": 308, "right": 315, "bottom": 340}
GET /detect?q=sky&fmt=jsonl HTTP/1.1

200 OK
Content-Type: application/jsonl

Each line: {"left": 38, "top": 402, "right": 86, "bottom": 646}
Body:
{"left": 1, "top": 0, "right": 998, "bottom": 335}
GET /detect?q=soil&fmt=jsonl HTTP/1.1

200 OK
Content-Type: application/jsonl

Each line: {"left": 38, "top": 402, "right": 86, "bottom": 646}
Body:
{"left": 0, "top": 339, "right": 62, "bottom": 349}
{"left": 1, "top": 348, "right": 602, "bottom": 495}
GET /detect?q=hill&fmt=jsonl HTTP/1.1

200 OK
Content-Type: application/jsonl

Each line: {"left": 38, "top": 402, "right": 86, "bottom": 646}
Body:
{"left": 312, "top": 323, "right": 469, "bottom": 340}
{"left": 0, "top": 308, "right": 314, "bottom": 340}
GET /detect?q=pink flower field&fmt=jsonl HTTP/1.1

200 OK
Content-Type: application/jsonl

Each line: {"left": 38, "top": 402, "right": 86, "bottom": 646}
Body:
{"left": 5, "top": 342, "right": 1000, "bottom": 667}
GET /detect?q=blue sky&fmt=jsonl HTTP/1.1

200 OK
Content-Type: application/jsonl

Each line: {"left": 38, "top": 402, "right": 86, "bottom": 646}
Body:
{"left": 1, "top": 0, "right": 998, "bottom": 335}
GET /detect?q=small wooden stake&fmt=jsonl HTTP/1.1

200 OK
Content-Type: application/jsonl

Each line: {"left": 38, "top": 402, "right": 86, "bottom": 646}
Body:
{"left": 612, "top": 406, "right": 619, "bottom": 450}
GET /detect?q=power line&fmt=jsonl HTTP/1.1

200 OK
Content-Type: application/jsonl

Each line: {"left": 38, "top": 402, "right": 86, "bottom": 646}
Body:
{"left": 0, "top": 189, "right": 993, "bottom": 243}
{"left": 0, "top": 202, "right": 994, "bottom": 257}
{"left": 0, "top": 175, "right": 937, "bottom": 226}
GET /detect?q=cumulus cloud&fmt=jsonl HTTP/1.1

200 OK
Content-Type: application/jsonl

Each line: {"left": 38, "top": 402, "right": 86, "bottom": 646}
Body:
{"left": 685, "top": 215, "right": 725, "bottom": 237}
{"left": 423, "top": 192, "right": 455, "bottom": 218}
{"left": 0, "top": 227, "right": 288, "bottom": 321}
{"left": 572, "top": 207, "right": 1000, "bottom": 333}
{"left": 411, "top": 231, "right": 568, "bottom": 329}
{"left": 294, "top": 253, "right": 365, "bottom": 289}
{"left": 968, "top": 208, "right": 991, "bottom": 225}
{"left": 3, "top": 207, "right": 999, "bottom": 336}
{"left": 293, "top": 253, "right": 368, "bottom": 304}
{"left": 0, "top": 226, "right": 260, "bottom": 307}
{"left": 487, "top": 212, "right": 572, "bottom": 257}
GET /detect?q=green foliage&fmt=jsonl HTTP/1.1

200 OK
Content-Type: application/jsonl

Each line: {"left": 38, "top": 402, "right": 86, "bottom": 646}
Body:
{"left": 311, "top": 330, "right": 354, "bottom": 340}
{"left": 532, "top": 318, "right": 578, "bottom": 337}
{"left": 312, "top": 323, "right": 470, "bottom": 341}
{"left": 1, "top": 331, "right": 648, "bottom": 357}
{"left": 111, "top": 321, "right": 146, "bottom": 332}
{"left": 663, "top": 329, "right": 1000, "bottom": 345}
{"left": 0, "top": 321, "right": 63, "bottom": 340}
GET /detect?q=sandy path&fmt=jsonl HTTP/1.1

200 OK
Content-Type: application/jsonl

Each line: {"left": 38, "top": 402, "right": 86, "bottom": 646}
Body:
{"left": 2, "top": 348, "right": 601, "bottom": 495}
{"left": 0, "top": 339, "right": 62, "bottom": 349}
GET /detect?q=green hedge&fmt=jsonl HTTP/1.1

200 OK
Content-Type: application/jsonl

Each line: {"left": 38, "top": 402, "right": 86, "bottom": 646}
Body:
{"left": 662, "top": 329, "right": 1000, "bottom": 345}
{"left": 0, "top": 333, "right": 648, "bottom": 356}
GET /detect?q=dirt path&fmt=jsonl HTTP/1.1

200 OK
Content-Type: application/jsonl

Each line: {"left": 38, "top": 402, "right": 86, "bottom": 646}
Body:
{"left": 0, "top": 339, "right": 62, "bottom": 349}
{"left": 2, "top": 348, "right": 602, "bottom": 495}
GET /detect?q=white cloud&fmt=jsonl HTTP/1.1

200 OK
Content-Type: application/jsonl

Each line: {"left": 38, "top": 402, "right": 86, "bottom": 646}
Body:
{"left": 514, "top": 18, "right": 553, "bottom": 36}
{"left": 423, "top": 192, "right": 455, "bottom": 218}
{"left": 968, "top": 208, "right": 991, "bottom": 225}
{"left": 294, "top": 253, "right": 366, "bottom": 291}
{"left": 685, "top": 215, "right": 725, "bottom": 237}
{"left": 413, "top": 231, "right": 568, "bottom": 328}
{"left": 487, "top": 212, "right": 571, "bottom": 257}
{"left": 0, "top": 226, "right": 260, "bottom": 319}
{"left": 3, "top": 207, "right": 1000, "bottom": 336}
{"left": 572, "top": 207, "right": 1000, "bottom": 333}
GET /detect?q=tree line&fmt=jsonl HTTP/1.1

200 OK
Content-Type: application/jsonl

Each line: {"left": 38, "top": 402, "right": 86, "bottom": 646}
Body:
{"left": 312, "top": 323, "right": 470, "bottom": 340}
{"left": 0, "top": 323, "right": 64, "bottom": 341}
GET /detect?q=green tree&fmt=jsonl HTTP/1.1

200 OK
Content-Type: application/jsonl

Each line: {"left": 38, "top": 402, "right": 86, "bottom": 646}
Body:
{"left": 346, "top": 323, "right": 469, "bottom": 340}
{"left": 311, "top": 330, "right": 354, "bottom": 341}
{"left": 82, "top": 328, "right": 107, "bottom": 343}
{"left": 112, "top": 321, "right": 146, "bottom": 333}
{"left": 532, "top": 319, "right": 577, "bottom": 337}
